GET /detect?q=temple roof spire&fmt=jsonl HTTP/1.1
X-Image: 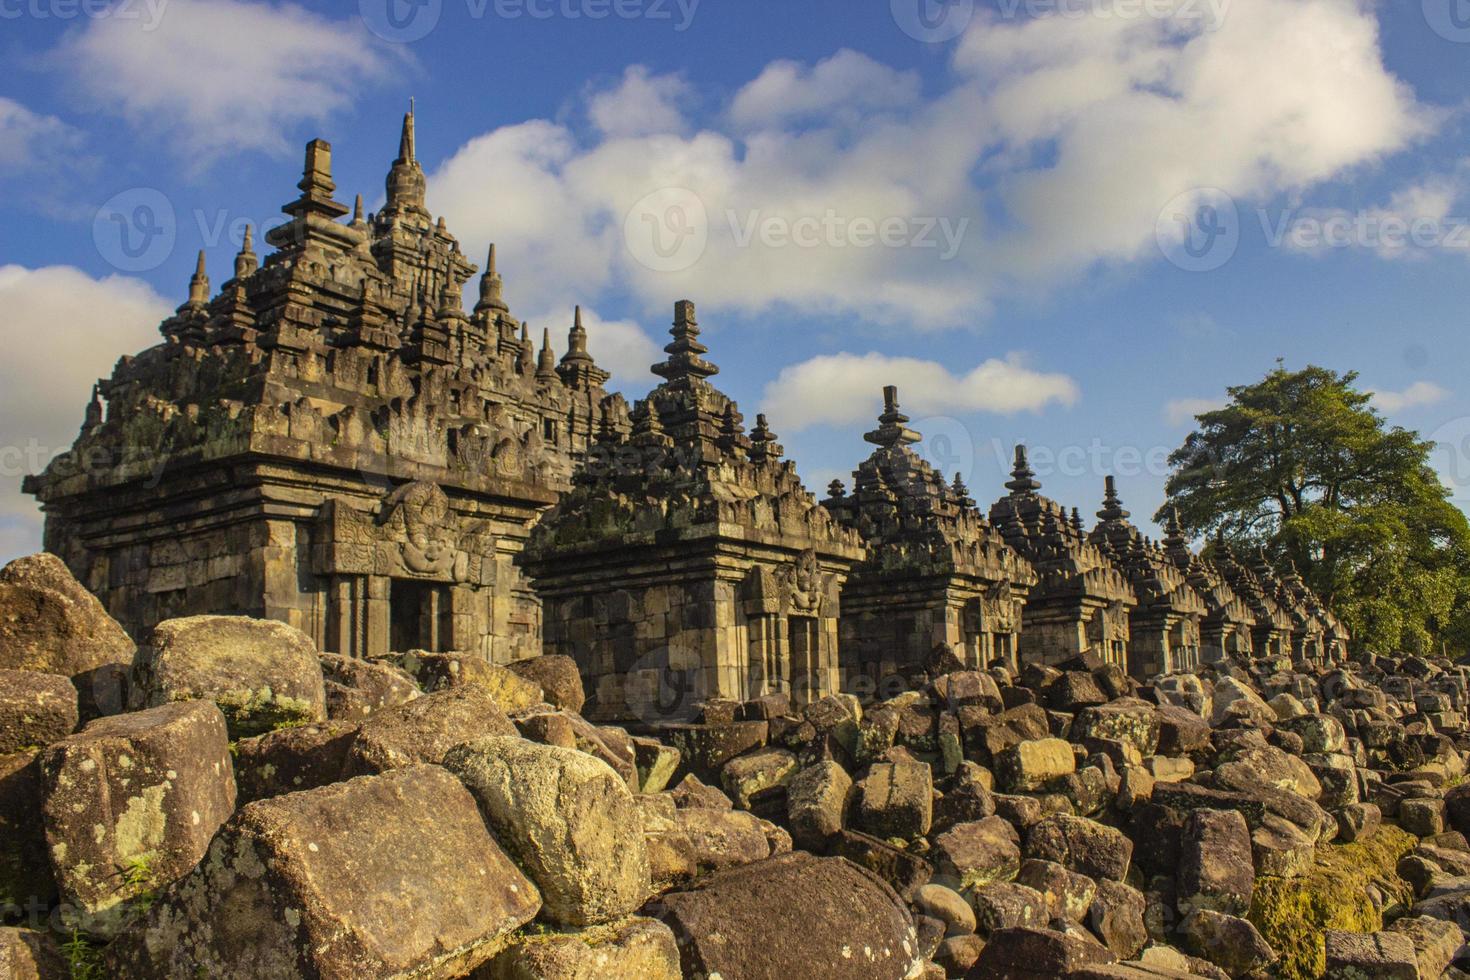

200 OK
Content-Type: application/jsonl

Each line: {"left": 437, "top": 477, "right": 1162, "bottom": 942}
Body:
{"left": 476, "top": 243, "right": 507, "bottom": 313}
{"left": 185, "top": 250, "right": 210, "bottom": 308}
{"left": 1005, "top": 445, "right": 1041, "bottom": 494}
{"left": 385, "top": 100, "right": 428, "bottom": 215}
{"left": 650, "top": 300, "right": 718, "bottom": 387}
{"left": 536, "top": 326, "right": 558, "bottom": 383}
{"left": 863, "top": 385, "right": 921, "bottom": 448}
{"left": 1097, "top": 475, "right": 1129, "bottom": 521}
{"left": 234, "top": 226, "right": 257, "bottom": 279}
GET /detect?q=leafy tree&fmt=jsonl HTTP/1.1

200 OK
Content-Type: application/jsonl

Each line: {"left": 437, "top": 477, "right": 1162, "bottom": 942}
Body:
{"left": 1156, "top": 364, "right": 1470, "bottom": 654}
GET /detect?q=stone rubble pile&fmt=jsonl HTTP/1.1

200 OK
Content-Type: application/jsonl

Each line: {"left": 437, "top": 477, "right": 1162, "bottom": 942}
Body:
{"left": 3, "top": 550, "right": 1470, "bottom": 978}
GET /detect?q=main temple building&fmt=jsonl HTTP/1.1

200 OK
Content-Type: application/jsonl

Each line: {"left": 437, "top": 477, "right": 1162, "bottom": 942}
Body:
{"left": 25, "top": 119, "right": 1347, "bottom": 720}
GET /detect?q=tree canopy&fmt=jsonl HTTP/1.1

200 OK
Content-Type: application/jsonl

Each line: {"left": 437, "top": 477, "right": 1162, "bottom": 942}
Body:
{"left": 1155, "top": 364, "right": 1470, "bottom": 655}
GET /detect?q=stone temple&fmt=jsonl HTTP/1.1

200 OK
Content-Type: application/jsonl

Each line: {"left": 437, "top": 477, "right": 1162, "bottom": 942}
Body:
{"left": 26, "top": 118, "right": 1347, "bottom": 720}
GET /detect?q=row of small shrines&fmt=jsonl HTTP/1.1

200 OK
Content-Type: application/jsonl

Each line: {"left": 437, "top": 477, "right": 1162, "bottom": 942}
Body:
{"left": 24, "top": 118, "right": 1347, "bottom": 723}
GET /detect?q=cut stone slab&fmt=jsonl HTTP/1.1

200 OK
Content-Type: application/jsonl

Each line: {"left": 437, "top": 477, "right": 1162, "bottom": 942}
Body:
{"left": 932, "top": 816, "right": 1021, "bottom": 891}
{"left": 651, "top": 851, "right": 920, "bottom": 980}
{"left": 38, "top": 699, "right": 236, "bottom": 936}
{"left": 345, "top": 686, "right": 516, "bottom": 775}
{"left": 720, "top": 746, "right": 798, "bottom": 810}
{"left": 674, "top": 806, "right": 773, "bottom": 873}
{"left": 915, "top": 882, "right": 975, "bottom": 937}
{"left": 995, "top": 737, "right": 1075, "bottom": 792}
{"left": 105, "top": 765, "right": 540, "bottom": 979}
{"left": 1016, "top": 858, "right": 1096, "bottom": 922}
{"left": 856, "top": 758, "right": 933, "bottom": 840}
{"left": 786, "top": 758, "right": 852, "bottom": 850}
{"left": 319, "top": 653, "right": 419, "bottom": 722}
{"left": 1073, "top": 700, "right": 1160, "bottom": 758}
{"left": 134, "top": 615, "right": 327, "bottom": 737}
{"left": 443, "top": 736, "right": 651, "bottom": 927}
{"left": 970, "top": 881, "right": 1049, "bottom": 937}
{"left": 1088, "top": 878, "right": 1147, "bottom": 958}
{"left": 632, "top": 736, "right": 680, "bottom": 794}
{"left": 1025, "top": 813, "right": 1133, "bottom": 881}
{"left": 480, "top": 915, "right": 680, "bottom": 980}
{"left": 1322, "top": 930, "right": 1417, "bottom": 980}
{"left": 0, "top": 670, "right": 77, "bottom": 754}
{"left": 1385, "top": 914, "right": 1463, "bottom": 979}
{"left": 968, "top": 926, "right": 1117, "bottom": 979}
{"left": 1177, "top": 808, "right": 1254, "bottom": 916}
{"left": 232, "top": 720, "right": 358, "bottom": 804}
{"left": 404, "top": 652, "right": 544, "bottom": 713}
{"left": 506, "top": 654, "right": 586, "bottom": 714}
{"left": 1179, "top": 909, "right": 1276, "bottom": 976}
{"left": 0, "top": 553, "right": 134, "bottom": 679}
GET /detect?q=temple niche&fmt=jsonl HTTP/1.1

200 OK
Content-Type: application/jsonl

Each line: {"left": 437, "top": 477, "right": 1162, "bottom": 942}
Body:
{"left": 1160, "top": 509, "right": 1257, "bottom": 664}
{"left": 525, "top": 302, "right": 865, "bottom": 722}
{"left": 988, "top": 448, "right": 1137, "bottom": 671}
{"left": 1087, "top": 478, "right": 1207, "bottom": 678}
{"left": 823, "top": 387, "right": 1037, "bottom": 681}
{"left": 24, "top": 114, "right": 626, "bottom": 663}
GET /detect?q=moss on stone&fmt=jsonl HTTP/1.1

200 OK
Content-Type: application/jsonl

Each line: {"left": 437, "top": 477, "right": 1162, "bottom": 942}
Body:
{"left": 1246, "top": 824, "right": 1415, "bottom": 980}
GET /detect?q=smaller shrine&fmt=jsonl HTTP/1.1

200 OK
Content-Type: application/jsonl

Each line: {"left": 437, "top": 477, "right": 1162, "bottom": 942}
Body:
{"left": 1160, "top": 510, "right": 1257, "bottom": 664}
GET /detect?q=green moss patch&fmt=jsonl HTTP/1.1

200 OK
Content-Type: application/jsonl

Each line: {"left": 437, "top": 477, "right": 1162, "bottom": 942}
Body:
{"left": 1247, "top": 825, "right": 1416, "bottom": 980}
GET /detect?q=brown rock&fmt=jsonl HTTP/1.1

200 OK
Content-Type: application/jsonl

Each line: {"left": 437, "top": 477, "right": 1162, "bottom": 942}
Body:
{"left": 38, "top": 700, "right": 236, "bottom": 936}
{"left": 0, "top": 927, "right": 65, "bottom": 980}
{"left": 674, "top": 806, "right": 773, "bottom": 872}
{"left": 1177, "top": 808, "right": 1254, "bottom": 916}
{"left": 1322, "top": 930, "right": 1417, "bottom": 979}
{"left": 785, "top": 758, "right": 852, "bottom": 849}
{"left": 231, "top": 720, "right": 358, "bottom": 804}
{"left": 966, "top": 926, "right": 1116, "bottom": 979}
{"left": 401, "top": 652, "right": 544, "bottom": 713}
{"left": 1016, "top": 858, "right": 1096, "bottom": 922}
{"left": 479, "top": 915, "right": 680, "bottom": 979}
{"left": 0, "top": 670, "right": 77, "bottom": 753}
{"left": 1087, "top": 879, "right": 1147, "bottom": 958}
{"left": 652, "top": 851, "right": 919, "bottom": 980}
{"left": 970, "top": 881, "right": 1049, "bottom": 936}
{"left": 1025, "top": 814, "right": 1133, "bottom": 881}
{"left": 443, "top": 736, "right": 651, "bottom": 927}
{"left": 344, "top": 685, "right": 515, "bottom": 775}
{"left": 856, "top": 758, "right": 934, "bottom": 840}
{"left": 721, "top": 746, "right": 798, "bottom": 811}
{"left": 0, "top": 553, "right": 134, "bottom": 679}
{"left": 106, "top": 765, "right": 540, "bottom": 979}
{"left": 1179, "top": 908, "right": 1276, "bottom": 976}
{"left": 506, "top": 655, "right": 585, "bottom": 714}
{"left": 828, "top": 829, "right": 934, "bottom": 901}
{"left": 1385, "top": 914, "right": 1463, "bottom": 979}
{"left": 933, "top": 816, "right": 1022, "bottom": 890}
{"left": 134, "top": 615, "right": 327, "bottom": 737}
{"left": 995, "top": 737, "right": 1075, "bottom": 793}
{"left": 319, "top": 653, "right": 419, "bottom": 722}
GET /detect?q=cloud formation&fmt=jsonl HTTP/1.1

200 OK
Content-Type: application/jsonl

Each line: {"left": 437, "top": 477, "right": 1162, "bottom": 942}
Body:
{"left": 759, "top": 352, "right": 1079, "bottom": 433}
{"left": 50, "top": 0, "right": 399, "bottom": 164}
{"left": 1164, "top": 397, "right": 1229, "bottom": 426}
{"left": 1371, "top": 381, "right": 1450, "bottom": 413}
{"left": 0, "top": 265, "right": 171, "bottom": 560}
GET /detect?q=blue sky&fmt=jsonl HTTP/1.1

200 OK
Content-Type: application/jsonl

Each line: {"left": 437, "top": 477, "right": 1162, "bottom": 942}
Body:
{"left": 3, "top": 0, "right": 1470, "bottom": 563}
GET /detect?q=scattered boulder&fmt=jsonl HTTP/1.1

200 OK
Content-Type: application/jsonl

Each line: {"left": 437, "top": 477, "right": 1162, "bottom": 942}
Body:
{"left": 1179, "top": 908, "right": 1277, "bottom": 976}
{"left": 319, "top": 653, "right": 419, "bottom": 721}
{"left": 1176, "top": 808, "right": 1254, "bottom": 916}
{"left": 933, "top": 816, "right": 1021, "bottom": 890}
{"left": 37, "top": 700, "right": 236, "bottom": 936}
{"left": 401, "top": 652, "right": 545, "bottom": 713}
{"left": 785, "top": 758, "right": 852, "bottom": 850}
{"left": 650, "top": 851, "right": 920, "bottom": 980}
{"left": 0, "top": 751, "right": 55, "bottom": 911}
{"left": 133, "top": 616, "right": 326, "bottom": 737}
{"left": 0, "top": 927, "right": 65, "bottom": 980}
{"left": 0, "top": 553, "right": 134, "bottom": 680}
{"left": 479, "top": 915, "right": 680, "bottom": 979}
{"left": 995, "top": 737, "right": 1075, "bottom": 792}
{"left": 856, "top": 758, "right": 933, "bottom": 840}
{"left": 344, "top": 685, "right": 516, "bottom": 775}
{"left": 231, "top": 720, "right": 358, "bottom": 803}
{"left": 1026, "top": 813, "right": 1133, "bottom": 881}
{"left": 968, "top": 925, "right": 1116, "bottom": 979}
{"left": 1322, "top": 929, "right": 1418, "bottom": 979}
{"left": 506, "top": 654, "right": 586, "bottom": 714}
{"left": 105, "top": 765, "right": 540, "bottom": 978}
{"left": 444, "top": 736, "right": 651, "bottom": 926}
{"left": 0, "top": 670, "right": 77, "bottom": 753}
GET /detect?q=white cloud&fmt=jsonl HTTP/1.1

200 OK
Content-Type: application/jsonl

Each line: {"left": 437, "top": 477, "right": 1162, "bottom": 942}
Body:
{"left": 0, "top": 266, "right": 171, "bottom": 560}
{"left": 0, "top": 97, "right": 85, "bottom": 174}
{"left": 424, "top": 0, "right": 1429, "bottom": 330}
{"left": 1370, "top": 381, "right": 1450, "bottom": 413}
{"left": 588, "top": 66, "right": 692, "bottom": 138}
{"left": 1164, "top": 397, "right": 1228, "bottom": 426}
{"left": 759, "top": 352, "right": 1079, "bottom": 432}
{"left": 1274, "top": 172, "right": 1470, "bottom": 260}
{"left": 50, "top": 0, "right": 399, "bottom": 164}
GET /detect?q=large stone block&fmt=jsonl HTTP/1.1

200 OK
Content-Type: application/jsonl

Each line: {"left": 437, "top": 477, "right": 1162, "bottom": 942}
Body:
{"left": 0, "top": 751, "right": 55, "bottom": 911}
{"left": 995, "top": 737, "right": 1075, "bottom": 792}
{"left": 478, "top": 916, "right": 680, "bottom": 980}
{"left": 38, "top": 700, "right": 236, "bottom": 935}
{"left": 1072, "top": 699, "right": 1160, "bottom": 758}
{"left": 652, "top": 851, "right": 920, "bottom": 980}
{"left": 0, "top": 670, "right": 77, "bottom": 754}
{"left": 319, "top": 653, "right": 419, "bottom": 722}
{"left": 106, "top": 765, "right": 540, "bottom": 979}
{"left": 785, "top": 759, "right": 852, "bottom": 849}
{"left": 967, "top": 926, "right": 1116, "bottom": 979}
{"left": 1177, "top": 808, "right": 1254, "bottom": 917}
{"left": 444, "top": 736, "right": 651, "bottom": 926}
{"left": 0, "top": 553, "right": 134, "bottom": 679}
{"left": 0, "top": 927, "right": 65, "bottom": 980}
{"left": 345, "top": 686, "right": 516, "bottom": 775}
{"left": 506, "top": 654, "right": 585, "bottom": 714}
{"left": 134, "top": 616, "right": 326, "bottom": 737}
{"left": 932, "top": 816, "right": 1021, "bottom": 891}
{"left": 856, "top": 758, "right": 933, "bottom": 840}
{"left": 232, "top": 721, "right": 358, "bottom": 804}
{"left": 404, "top": 653, "right": 544, "bottom": 714}
{"left": 1025, "top": 814, "right": 1133, "bottom": 881}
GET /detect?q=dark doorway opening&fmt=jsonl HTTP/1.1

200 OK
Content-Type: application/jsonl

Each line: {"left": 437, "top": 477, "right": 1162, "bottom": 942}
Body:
{"left": 391, "top": 579, "right": 433, "bottom": 653}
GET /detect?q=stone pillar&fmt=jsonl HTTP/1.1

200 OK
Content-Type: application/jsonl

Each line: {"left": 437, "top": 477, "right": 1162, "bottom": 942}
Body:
{"left": 366, "top": 575, "right": 390, "bottom": 658}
